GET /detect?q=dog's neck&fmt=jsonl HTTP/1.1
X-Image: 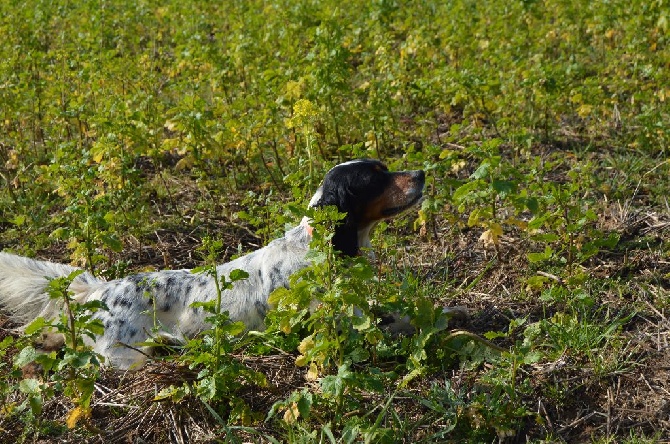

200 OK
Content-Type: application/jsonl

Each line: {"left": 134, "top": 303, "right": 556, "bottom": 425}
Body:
{"left": 298, "top": 216, "right": 373, "bottom": 258}
{"left": 304, "top": 186, "right": 374, "bottom": 257}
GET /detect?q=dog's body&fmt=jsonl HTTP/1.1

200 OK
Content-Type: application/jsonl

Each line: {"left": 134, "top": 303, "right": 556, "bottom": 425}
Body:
{"left": 0, "top": 160, "right": 425, "bottom": 369}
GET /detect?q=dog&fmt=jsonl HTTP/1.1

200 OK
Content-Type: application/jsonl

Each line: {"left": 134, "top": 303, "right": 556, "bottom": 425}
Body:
{"left": 0, "top": 159, "right": 426, "bottom": 369}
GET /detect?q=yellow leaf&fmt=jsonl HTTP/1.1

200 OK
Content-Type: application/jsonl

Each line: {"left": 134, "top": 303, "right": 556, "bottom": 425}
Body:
{"left": 66, "top": 406, "right": 89, "bottom": 429}
{"left": 577, "top": 104, "right": 593, "bottom": 117}
{"left": 164, "top": 120, "right": 179, "bottom": 131}
{"left": 5, "top": 149, "right": 19, "bottom": 169}
{"left": 505, "top": 217, "right": 528, "bottom": 230}
{"left": 306, "top": 362, "right": 319, "bottom": 381}
{"left": 283, "top": 403, "right": 300, "bottom": 423}
{"left": 1, "top": 402, "right": 16, "bottom": 415}
{"left": 479, "top": 223, "right": 502, "bottom": 247}
{"left": 295, "top": 355, "right": 307, "bottom": 367}
{"left": 297, "top": 335, "right": 314, "bottom": 354}
{"left": 175, "top": 155, "right": 194, "bottom": 171}
{"left": 451, "top": 159, "right": 466, "bottom": 173}
{"left": 67, "top": 237, "right": 80, "bottom": 250}
{"left": 439, "top": 149, "right": 453, "bottom": 159}
{"left": 285, "top": 80, "right": 303, "bottom": 100}
{"left": 479, "top": 230, "right": 495, "bottom": 246}
{"left": 490, "top": 222, "right": 503, "bottom": 237}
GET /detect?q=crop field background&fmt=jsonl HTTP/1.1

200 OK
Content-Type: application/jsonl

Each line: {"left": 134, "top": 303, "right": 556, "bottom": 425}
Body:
{"left": 0, "top": 0, "right": 669, "bottom": 442}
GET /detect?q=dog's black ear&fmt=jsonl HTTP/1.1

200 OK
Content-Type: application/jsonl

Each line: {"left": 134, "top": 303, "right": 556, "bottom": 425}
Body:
{"left": 312, "top": 183, "right": 360, "bottom": 256}
{"left": 314, "top": 182, "right": 354, "bottom": 214}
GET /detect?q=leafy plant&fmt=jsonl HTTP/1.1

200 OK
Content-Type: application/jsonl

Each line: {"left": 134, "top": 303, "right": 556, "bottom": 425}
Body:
{"left": 13, "top": 270, "right": 106, "bottom": 430}
{"left": 155, "top": 236, "right": 267, "bottom": 425}
{"left": 451, "top": 139, "right": 538, "bottom": 252}
{"left": 526, "top": 163, "right": 619, "bottom": 275}
{"left": 266, "top": 204, "right": 504, "bottom": 439}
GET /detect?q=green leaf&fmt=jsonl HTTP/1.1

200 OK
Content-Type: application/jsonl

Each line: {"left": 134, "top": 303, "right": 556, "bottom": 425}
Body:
{"left": 0, "top": 335, "right": 13, "bottom": 350}
{"left": 527, "top": 246, "right": 553, "bottom": 263}
{"left": 527, "top": 214, "right": 550, "bottom": 230}
{"left": 155, "top": 384, "right": 189, "bottom": 402}
{"left": 24, "top": 317, "right": 48, "bottom": 335}
{"left": 452, "top": 180, "right": 483, "bottom": 203}
{"left": 223, "top": 321, "right": 245, "bottom": 336}
{"left": 470, "top": 161, "right": 491, "bottom": 180}
{"left": 321, "top": 364, "right": 352, "bottom": 398}
{"left": 352, "top": 315, "right": 371, "bottom": 331}
{"left": 19, "top": 378, "right": 41, "bottom": 395}
{"left": 525, "top": 197, "right": 539, "bottom": 213}
{"left": 84, "top": 319, "right": 106, "bottom": 336}
{"left": 268, "top": 286, "right": 291, "bottom": 306}
{"left": 349, "top": 261, "right": 374, "bottom": 280}
{"left": 14, "top": 346, "right": 39, "bottom": 367}
{"left": 12, "top": 214, "right": 26, "bottom": 226}
{"left": 414, "top": 298, "right": 435, "bottom": 329}
{"left": 399, "top": 367, "right": 424, "bottom": 388}
{"left": 523, "top": 350, "right": 544, "bottom": 364}
{"left": 525, "top": 275, "right": 549, "bottom": 290}
{"left": 530, "top": 233, "right": 559, "bottom": 242}
{"left": 81, "top": 299, "right": 109, "bottom": 312}
{"left": 297, "top": 392, "right": 313, "bottom": 419}
{"left": 77, "top": 378, "right": 96, "bottom": 409}
{"left": 305, "top": 249, "right": 328, "bottom": 264}
{"left": 349, "top": 347, "right": 370, "bottom": 363}
{"left": 59, "top": 350, "right": 95, "bottom": 369}
{"left": 29, "top": 394, "right": 43, "bottom": 416}
{"left": 100, "top": 233, "right": 123, "bottom": 252}
{"left": 229, "top": 269, "right": 249, "bottom": 282}
{"left": 491, "top": 179, "right": 516, "bottom": 197}
{"left": 484, "top": 331, "right": 507, "bottom": 340}
{"left": 197, "top": 375, "right": 217, "bottom": 400}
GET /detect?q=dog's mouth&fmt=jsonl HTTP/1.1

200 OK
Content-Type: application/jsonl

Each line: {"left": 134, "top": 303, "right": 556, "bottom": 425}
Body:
{"left": 382, "top": 192, "right": 424, "bottom": 217}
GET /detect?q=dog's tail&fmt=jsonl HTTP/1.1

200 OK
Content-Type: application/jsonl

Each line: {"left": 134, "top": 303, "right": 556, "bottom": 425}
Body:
{"left": 0, "top": 252, "right": 103, "bottom": 325}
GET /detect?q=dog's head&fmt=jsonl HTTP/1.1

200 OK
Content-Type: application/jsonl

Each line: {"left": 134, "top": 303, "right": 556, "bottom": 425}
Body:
{"left": 310, "top": 159, "right": 425, "bottom": 256}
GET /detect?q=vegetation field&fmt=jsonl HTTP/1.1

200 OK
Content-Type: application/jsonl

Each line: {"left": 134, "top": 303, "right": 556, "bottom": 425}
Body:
{"left": 0, "top": 0, "right": 668, "bottom": 442}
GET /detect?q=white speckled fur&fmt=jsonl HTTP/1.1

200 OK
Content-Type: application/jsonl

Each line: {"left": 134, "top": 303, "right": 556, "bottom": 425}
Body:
{"left": 0, "top": 225, "right": 311, "bottom": 369}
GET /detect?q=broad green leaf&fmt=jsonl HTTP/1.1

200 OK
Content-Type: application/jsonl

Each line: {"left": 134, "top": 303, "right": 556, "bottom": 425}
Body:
{"left": 452, "top": 180, "right": 483, "bottom": 203}
{"left": 491, "top": 179, "right": 516, "bottom": 197}
{"left": 471, "top": 161, "right": 491, "bottom": 180}
{"left": 297, "top": 392, "right": 312, "bottom": 419}
{"left": 14, "top": 346, "right": 39, "bottom": 367}
{"left": 523, "top": 350, "right": 544, "bottom": 364}
{"left": 24, "top": 317, "right": 48, "bottom": 335}
{"left": 100, "top": 233, "right": 123, "bottom": 252}
{"left": 349, "top": 347, "right": 370, "bottom": 363}
{"left": 229, "top": 269, "right": 249, "bottom": 281}
{"left": 527, "top": 246, "right": 553, "bottom": 263}
{"left": 19, "top": 378, "right": 41, "bottom": 394}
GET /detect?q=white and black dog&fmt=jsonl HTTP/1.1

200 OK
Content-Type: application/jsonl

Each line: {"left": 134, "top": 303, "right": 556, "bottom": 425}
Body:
{"left": 0, "top": 159, "right": 426, "bottom": 369}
